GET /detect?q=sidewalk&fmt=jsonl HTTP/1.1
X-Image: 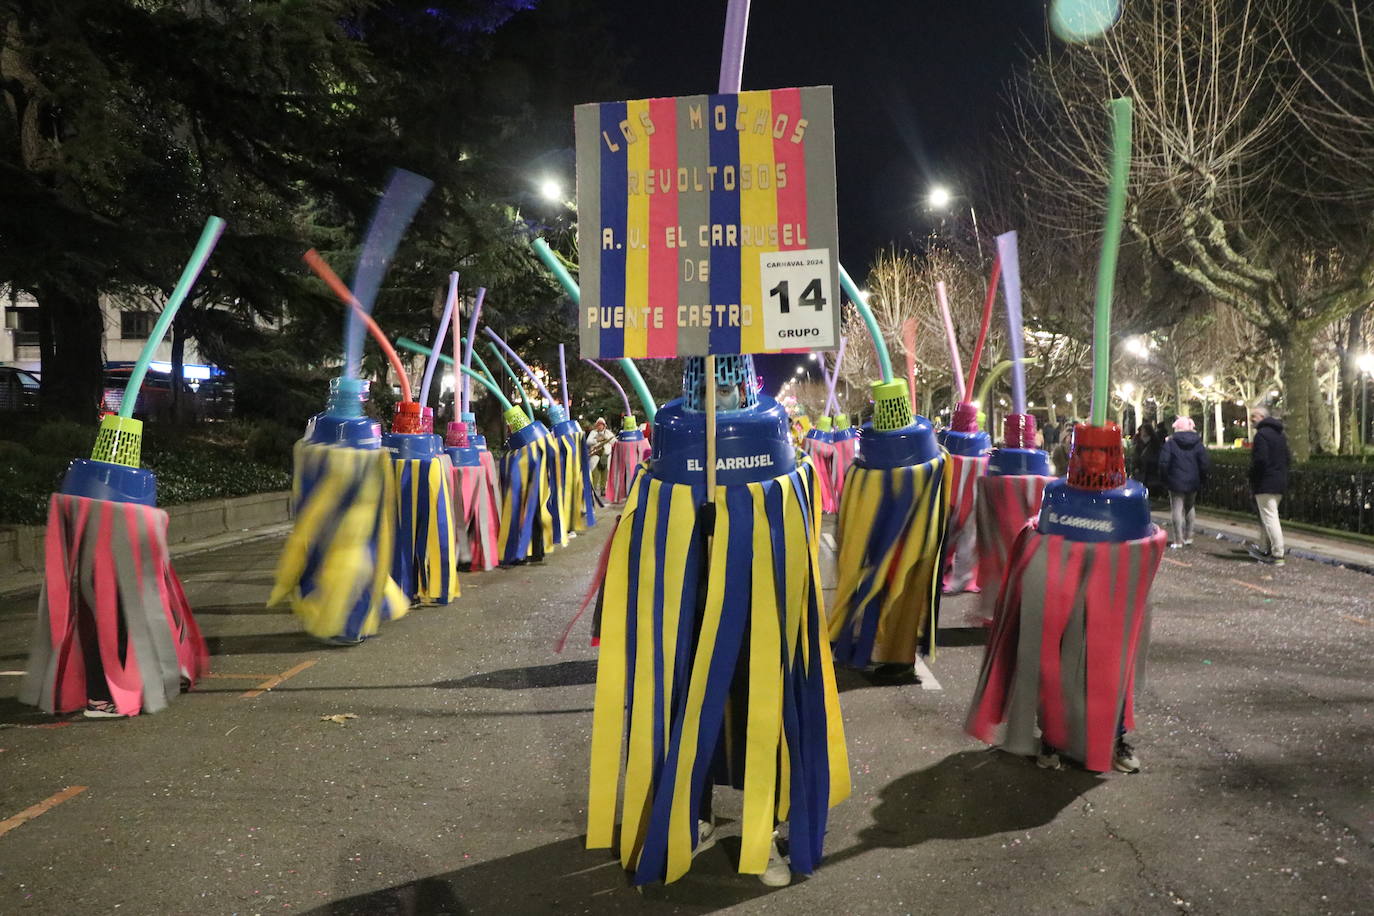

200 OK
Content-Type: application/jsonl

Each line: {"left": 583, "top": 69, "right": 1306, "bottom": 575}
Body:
{"left": 1153, "top": 507, "right": 1374, "bottom": 574}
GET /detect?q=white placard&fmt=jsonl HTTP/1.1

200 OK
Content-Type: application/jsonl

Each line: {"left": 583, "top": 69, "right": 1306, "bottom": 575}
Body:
{"left": 759, "top": 248, "right": 837, "bottom": 351}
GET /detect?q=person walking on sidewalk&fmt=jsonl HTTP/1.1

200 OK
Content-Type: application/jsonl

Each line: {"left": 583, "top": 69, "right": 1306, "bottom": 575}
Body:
{"left": 1158, "top": 416, "right": 1210, "bottom": 548}
{"left": 1247, "top": 407, "right": 1291, "bottom": 567}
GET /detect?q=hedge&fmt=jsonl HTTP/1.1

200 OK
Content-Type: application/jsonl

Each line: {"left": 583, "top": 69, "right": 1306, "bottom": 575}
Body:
{"left": 1195, "top": 448, "right": 1373, "bottom": 536}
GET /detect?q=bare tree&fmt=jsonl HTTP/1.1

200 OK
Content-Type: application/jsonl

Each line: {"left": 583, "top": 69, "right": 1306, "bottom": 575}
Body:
{"left": 1011, "top": 0, "right": 1374, "bottom": 459}
{"left": 840, "top": 244, "right": 1003, "bottom": 421}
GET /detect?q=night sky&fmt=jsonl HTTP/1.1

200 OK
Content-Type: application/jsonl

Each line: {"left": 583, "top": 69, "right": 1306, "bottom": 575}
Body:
{"left": 539, "top": 0, "right": 1049, "bottom": 390}
{"left": 596, "top": 0, "right": 1048, "bottom": 265}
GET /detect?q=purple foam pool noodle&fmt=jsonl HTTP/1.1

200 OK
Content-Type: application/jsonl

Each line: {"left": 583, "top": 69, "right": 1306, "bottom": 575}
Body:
{"left": 461, "top": 287, "right": 487, "bottom": 416}
{"left": 420, "top": 271, "right": 458, "bottom": 409}
{"left": 484, "top": 327, "right": 556, "bottom": 404}
{"left": 583, "top": 358, "right": 632, "bottom": 417}
{"left": 997, "top": 232, "right": 1027, "bottom": 416}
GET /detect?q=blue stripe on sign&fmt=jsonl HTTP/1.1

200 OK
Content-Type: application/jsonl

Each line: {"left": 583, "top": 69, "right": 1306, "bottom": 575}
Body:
{"left": 599, "top": 102, "right": 629, "bottom": 358}
{"left": 708, "top": 94, "right": 741, "bottom": 354}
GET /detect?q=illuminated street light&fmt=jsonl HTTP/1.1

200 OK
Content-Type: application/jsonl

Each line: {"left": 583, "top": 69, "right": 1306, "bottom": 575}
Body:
{"left": 1359, "top": 353, "right": 1374, "bottom": 375}
{"left": 539, "top": 178, "right": 563, "bottom": 202}
{"left": 1201, "top": 375, "right": 1216, "bottom": 388}
{"left": 1120, "top": 381, "right": 1136, "bottom": 398}
{"left": 927, "top": 185, "right": 952, "bottom": 209}
{"left": 1065, "top": 393, "right": 1073, "bottom": 403}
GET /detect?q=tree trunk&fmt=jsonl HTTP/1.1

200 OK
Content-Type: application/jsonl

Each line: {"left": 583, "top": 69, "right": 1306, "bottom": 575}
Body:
{"left": 1279, "top": 330, "right": 1314, "bottom": 462}
{"left": 170, "top": 309, "right": 188, "bottom": 424}
{"left": 1343, "top": 310, "right": 1365, "bottom": 454}
{"left": 37, "top": 283, "right": 104, "bottom": 423}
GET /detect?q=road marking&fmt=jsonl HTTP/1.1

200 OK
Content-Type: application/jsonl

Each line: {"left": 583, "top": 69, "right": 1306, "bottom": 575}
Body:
{"left": 821, "top": 532, "right": 837, "bottom": 552}
{"left": 1342, "top": 615, "right": 1371, "bottom": 627}
{"left": 206, "top": 673, "right": 278, "bottom": 680}
{"left": 0, "top": 786, "right": 87, "bottom": 839}
{"left": 0, "top": 671, "right": 27, "bottom": 677}
{"left": 241, "top": 660, "right": 318, "bottom": 699}
{"left": 1228, "top": 578, "right": 1275, "bottom": 597}
{"left": 1163, "top": 557, "right": 1192, "bottom": 568}
{"left": 913, "top": 657, "right": 942, "bottom": 691}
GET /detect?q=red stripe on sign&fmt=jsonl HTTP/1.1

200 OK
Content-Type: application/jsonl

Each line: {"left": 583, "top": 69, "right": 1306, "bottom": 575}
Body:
{"left": 771, "top": 87, "right": 811, "bottom": 353}
{"left": 771, "top": 87, "right": 808, "bottom": 250}
{"left": 646, "top": 96, "right": 679, "bottom": 358}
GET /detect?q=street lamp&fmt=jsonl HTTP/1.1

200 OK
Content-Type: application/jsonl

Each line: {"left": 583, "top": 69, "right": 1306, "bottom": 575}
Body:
{"left": 539, "top": 178, "right": 564, "bottom": 202}
{"left": 925, "top": 184, "right": 985, "bottom": 266}
{"left": 1125, "top": 336, "right": 1150, "bottom": 359}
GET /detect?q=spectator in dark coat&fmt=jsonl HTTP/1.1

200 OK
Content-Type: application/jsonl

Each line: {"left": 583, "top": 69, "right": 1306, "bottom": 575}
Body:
{"left": 1157, "top": 416, "right": 1210, "bottom": 547}
{"left": 1247, "top": 407, "right": 1291, "bottom": 566}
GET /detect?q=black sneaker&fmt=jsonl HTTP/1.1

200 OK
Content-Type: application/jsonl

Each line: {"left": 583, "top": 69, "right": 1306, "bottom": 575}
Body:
{"left": 869, "top": 663, "right": 921, "bottom": 686}
{"left": 1113, "top": 738, "right": 1141, "bottom": 773}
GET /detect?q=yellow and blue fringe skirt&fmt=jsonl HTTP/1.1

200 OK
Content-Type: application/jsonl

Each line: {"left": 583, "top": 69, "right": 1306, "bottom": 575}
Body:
{"left": 829, "top": 453, "right": 950, "bottom": 666}
{"left": 389, "top": 450, "right": 460, "bottom": 605}
{"left": 498, "top": 432, "right": 554, "bottom": 564}
{"left": 587, "top": 458, "right": 850, "bottom": 884}
{"left": 270, "top": 440, "right": 409, "bottom": 640}
{"left": 561, "top": 426, "right": 596, "bottom": 532}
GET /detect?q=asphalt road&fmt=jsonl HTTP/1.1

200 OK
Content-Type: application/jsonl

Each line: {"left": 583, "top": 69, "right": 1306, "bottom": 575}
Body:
{"left": 1, "top": 514, "right": 1371, "bottom": 915}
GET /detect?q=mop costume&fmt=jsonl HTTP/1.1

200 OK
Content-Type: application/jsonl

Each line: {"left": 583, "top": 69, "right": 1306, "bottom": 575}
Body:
{"left": 829, "top": 413, "right": 858, "bottom": 505}
{"left": 497, "top": 404, "right": 555, "bottom": 565}
{"left": 974, "top": 234, "right": 1054, "bottom": 625}
{"left": 22, "top": 416, "right": 210, "bottom": 716}
{"left": 965, "top": 425, "right": 1166, "bottom": 770}
{"left": 556, "top": 344, "right": 598, "bottom": 533}
{"left": 605, "top": 414, "right": 649, "bottom": 503}
{"left": 818, "top": 340, "right": 854, "bottom": 510}
{"left": 935, "top": 277, "right": 993, "bottom": 595}
{"left": 443, "top": 288, "right": 501, "bottom": 571}
{"left": 974, "top": 416, "right": 1053, "bottom": 626}
{"left": 965, "top": 98, "right": 1166, "bottom": 773}
{"left": 829, "top": 378, "right": 950, "bottom": 668}
{"left": 272, "top": 377, "right": 408, "bottom": 641}
{"left": 587, "top": 355, "right": 849, "bottom": 885}
{"left": 487, "top": 328, "right": 576, "bottom": 549}
{"left": 22, "top": 218, "right": 223, "bottom": 715}
{"left": 446, "top": 411, "right": 500, "bottom": 571}
{"left": 801, "top": 416, "right": 837, "bottom": 513}
{"left": 385, "top": 401, "right": 459, "bottom": 605}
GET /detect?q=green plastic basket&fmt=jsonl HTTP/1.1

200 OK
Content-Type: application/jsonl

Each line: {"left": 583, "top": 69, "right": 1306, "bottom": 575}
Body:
{"left": 91, "top": 415, "right": 143, "bottom": 468}
{"left": 871, "top": 380, "right": 913, "bottom": 432}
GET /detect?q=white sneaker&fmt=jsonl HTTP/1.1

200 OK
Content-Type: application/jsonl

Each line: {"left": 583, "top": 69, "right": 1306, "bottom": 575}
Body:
{"left": 759, "top": 833, "right": 791, "bottom": 887}
{"left": 1036, "top": 749, "right": 1064, "bottom": 770}
{"left": 1182, "top": 539, "right": 1194, "bottom": 546}
{"left": 693, "top": 819, "right": 716, "bottom": 857}
{"left": 83, "top": 701, "right": 125, "bottom": 719}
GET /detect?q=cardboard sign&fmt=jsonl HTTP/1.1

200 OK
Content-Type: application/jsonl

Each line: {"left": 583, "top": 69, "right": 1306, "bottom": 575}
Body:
{"left": 575, "top": 87, "right": 839, "bottom": 359}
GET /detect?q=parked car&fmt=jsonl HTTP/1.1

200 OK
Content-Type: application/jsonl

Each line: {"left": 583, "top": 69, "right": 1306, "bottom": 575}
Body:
{"left": 102, "top": 366, "right": 205, "bottom": 421}
{"left": 0, "top": 365, "right": 40, "bottom": 412}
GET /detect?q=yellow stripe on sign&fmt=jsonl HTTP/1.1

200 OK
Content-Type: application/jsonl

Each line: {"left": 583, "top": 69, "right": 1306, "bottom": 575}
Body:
{"left": 737, "top": 89, "right": 778, "bottom": 355}
{"left": 624, "top": 98, "right": 651, "bottom": 359}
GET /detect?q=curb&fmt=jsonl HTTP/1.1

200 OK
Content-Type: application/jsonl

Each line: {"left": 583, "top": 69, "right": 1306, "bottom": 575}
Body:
{"left": 1152, "top": 511, "right": 1374, "bottom": 576}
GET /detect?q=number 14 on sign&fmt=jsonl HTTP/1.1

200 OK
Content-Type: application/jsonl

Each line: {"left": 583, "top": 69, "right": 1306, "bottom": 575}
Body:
{"left": 759, "top": 248, "right": 838, "bottom": 351}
